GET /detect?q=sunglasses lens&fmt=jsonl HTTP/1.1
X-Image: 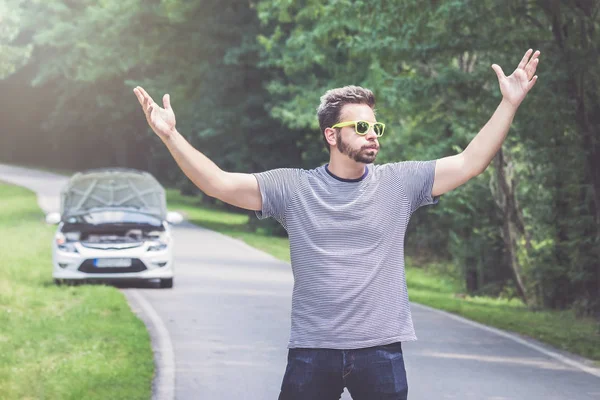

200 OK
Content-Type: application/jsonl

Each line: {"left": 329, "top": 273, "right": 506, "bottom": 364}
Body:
{"left": 356, "top": 121, "right": 370, "bottom": 135}
{"left": 374, "top": 123, "right": 384, "bottom": 136}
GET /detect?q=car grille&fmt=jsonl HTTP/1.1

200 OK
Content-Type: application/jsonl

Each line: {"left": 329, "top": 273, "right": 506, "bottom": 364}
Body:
{"left": 78, "top": 258, "right": 147, "bottom": 274}
{"left": 81, "top": 242, "right": 143, "bottom": 250}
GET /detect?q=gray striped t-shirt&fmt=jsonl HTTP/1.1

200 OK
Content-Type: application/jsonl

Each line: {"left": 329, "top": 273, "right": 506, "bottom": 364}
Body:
{"left": 253, "top": 161, "right": 439, "bottom": 349}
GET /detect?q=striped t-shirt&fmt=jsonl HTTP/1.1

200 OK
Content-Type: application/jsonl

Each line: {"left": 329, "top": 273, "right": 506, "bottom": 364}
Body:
{"left": 253, "top": 160, "right": 439, "bottom": 349}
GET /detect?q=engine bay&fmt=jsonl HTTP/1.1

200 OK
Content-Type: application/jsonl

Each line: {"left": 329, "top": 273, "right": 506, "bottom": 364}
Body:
{"left": 62, "top": 224, "right": 165, "bottom": 244}
{"left": 84, "top": 229, "right": 162, "bottom": 244}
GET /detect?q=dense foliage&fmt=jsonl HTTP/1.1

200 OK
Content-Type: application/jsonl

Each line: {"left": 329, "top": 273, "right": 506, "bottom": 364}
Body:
{"left": 1, "top": 0, "right": 598, "bottom": 315}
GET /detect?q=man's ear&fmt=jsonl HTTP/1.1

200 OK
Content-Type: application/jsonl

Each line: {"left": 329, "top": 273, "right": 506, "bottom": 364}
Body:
{"left": 324, "top": 127, "right": 337, "bottom": 148}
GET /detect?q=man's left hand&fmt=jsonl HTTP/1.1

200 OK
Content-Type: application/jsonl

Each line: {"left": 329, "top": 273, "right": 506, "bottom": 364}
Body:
{"left": 492, "top": 49, "right": 540, "bottom": 108}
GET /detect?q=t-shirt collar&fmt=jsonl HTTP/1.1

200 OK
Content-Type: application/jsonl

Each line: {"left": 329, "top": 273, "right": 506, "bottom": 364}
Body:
{"left": 324, "top": 164, "right": 369, "bottom": 182}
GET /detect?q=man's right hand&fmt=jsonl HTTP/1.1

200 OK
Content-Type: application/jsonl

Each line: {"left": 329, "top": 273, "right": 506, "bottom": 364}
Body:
{"left": 133, "top": 86, "right": 263, "bottom": 211}
{"left": 133, "top": 86, "right": 177, "bottom": 141}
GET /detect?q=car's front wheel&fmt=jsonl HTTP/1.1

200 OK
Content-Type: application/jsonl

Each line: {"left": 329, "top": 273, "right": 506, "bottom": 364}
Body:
{"left": 159, "top": 278, "right": 173, "bottom": 289}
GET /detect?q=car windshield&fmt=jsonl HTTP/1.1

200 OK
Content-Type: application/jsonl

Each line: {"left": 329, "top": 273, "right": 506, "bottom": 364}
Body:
{"left": 65, "top": 210, "right": 163, "bottom": 226}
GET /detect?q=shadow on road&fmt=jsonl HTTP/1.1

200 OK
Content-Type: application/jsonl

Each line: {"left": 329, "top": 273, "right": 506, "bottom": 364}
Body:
{"left": 44, "top": 279, "right": 167, "bottom": 289}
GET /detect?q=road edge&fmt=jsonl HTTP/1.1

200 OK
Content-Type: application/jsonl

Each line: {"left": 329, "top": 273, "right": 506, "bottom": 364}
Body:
{"left": 123, "top": 289, "right": 176, "bottom": 400}
{"left": 0, "top": 163, "right": 176, "bottom": 400}
{"left": 411, "top": 302, "right": 600, "bottom": 379}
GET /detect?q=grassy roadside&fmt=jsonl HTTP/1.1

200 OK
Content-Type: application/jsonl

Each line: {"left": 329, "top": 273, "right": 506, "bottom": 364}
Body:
{"left": 404, "top": 266, "right": 600, "bottom": 363}
{"left": 0, "top": 182, "right": 153, "bottom": 400}
{"left": 166, "top": 188, "right": 600, "bottom": 364}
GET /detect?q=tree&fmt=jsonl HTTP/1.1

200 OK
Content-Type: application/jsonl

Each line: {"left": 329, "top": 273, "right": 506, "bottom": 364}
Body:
{"left": 257, "top": 0, "right": 600, "bottom": 312}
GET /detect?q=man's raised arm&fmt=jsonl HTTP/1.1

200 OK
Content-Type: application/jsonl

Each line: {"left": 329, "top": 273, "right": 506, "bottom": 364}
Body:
{"left": 133, "top": 86, "right": 262, "bottom": 211}
{"left": 431, "top": 49, "right": 540, "bottom": 197}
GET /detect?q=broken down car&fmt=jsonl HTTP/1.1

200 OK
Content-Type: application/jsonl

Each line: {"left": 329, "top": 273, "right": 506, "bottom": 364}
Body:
{"left": 45, "top": 168, "right": 183, "bottom": 288}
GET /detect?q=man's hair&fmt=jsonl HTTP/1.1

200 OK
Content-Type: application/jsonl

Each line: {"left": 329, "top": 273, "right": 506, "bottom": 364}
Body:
{"left": 317, "top": 85, "right": 376, "bottom": 152}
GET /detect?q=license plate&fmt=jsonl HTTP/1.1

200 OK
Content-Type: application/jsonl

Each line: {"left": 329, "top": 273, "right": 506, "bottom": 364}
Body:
{"left": 94, "top": 258, "right": 132, "bottom": 268}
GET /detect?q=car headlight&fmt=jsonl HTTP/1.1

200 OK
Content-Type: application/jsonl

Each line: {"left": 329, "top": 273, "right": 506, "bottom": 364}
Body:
{"left": 147, "top": 243, "right": 168, "bottom": 252}
{"left": 147, "top": 232, "right": 170, "bottom": 252}
{"left": 55, "top": 232, "right": 79, "bottom": 253}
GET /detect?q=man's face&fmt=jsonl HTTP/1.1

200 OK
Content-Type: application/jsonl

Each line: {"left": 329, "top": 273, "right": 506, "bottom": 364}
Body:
{"left": 333, "top": 104, "right": 380, "bottom": 164}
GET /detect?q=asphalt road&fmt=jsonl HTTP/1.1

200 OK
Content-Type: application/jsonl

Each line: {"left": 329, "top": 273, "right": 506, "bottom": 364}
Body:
{"left": 1, "top": 163, "right": 599, "bottom": 400}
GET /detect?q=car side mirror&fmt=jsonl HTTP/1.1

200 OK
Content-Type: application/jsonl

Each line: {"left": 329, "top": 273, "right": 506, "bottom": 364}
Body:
{"left": 166, "top": 211, "right": 183, "bottom": 224}
{"left": 45, "top": 212, "right": 61, "bottom": 225}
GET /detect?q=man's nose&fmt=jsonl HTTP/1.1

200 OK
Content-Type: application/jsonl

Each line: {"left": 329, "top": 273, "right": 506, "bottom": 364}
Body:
{"left": 365, "top": 128, "right": 378, "bottom": 140}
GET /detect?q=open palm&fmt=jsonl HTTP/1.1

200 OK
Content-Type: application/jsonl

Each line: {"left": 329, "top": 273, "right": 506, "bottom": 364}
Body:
{"left": 492, "top": 49, "right": 540, "bottom": 108}
{"left": 133, "top": 86, "right": 176, "bottom": 140}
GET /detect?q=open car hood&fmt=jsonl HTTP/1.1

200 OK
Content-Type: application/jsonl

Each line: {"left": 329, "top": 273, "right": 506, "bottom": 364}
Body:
{"left": 60, "top": 168, "right": 167, "bottom": 220}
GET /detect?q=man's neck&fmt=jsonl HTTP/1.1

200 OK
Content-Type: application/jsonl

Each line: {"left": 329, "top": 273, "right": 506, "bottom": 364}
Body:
{"left": 327, "top": 156, "right": 366, "bottom": 180}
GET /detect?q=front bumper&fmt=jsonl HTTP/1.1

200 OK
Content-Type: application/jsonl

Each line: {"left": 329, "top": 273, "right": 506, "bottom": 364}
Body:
{"left": 52, "top": 243, "right": 174, "bottom": 280}
{"left": 52, "top": 266, "right": 173, "bottom": 280}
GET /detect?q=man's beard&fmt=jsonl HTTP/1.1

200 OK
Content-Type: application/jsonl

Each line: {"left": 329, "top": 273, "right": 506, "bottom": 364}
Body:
{"left": 336, "top": 131, "right": 378, "bottom": 163}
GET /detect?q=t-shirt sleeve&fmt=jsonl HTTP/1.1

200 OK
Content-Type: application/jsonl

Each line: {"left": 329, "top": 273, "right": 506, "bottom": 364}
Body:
{"left": 252, "top": 168, "right": 303, "bottom": 224}
{"left": 391, "top": 160, "right": 439, "bottom": 214}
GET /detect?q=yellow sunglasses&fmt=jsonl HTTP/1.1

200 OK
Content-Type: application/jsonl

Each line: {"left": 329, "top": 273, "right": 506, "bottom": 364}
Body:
{"left": 331, "top": 120, "right": 385, "bottom": 137}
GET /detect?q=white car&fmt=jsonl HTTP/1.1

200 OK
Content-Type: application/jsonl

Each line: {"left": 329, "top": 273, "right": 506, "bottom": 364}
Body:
{"left": 45, "top": 168, "right": 183, "bottom": 288}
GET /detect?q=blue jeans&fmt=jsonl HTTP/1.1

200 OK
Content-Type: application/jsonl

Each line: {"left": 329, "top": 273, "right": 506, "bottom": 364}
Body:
{"left": 278, "top": 341, "right": 408, "bottom": 400}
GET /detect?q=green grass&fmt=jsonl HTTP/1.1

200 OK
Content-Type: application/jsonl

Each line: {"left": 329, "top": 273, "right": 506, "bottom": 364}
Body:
{"left": 0, "top": 182, "right": 153, "bottom": 400}
{"left": 405, "top": 266, "right": 600, "bottom": 363}
{"left": 166, "top": 188, "right": 600, "bottom": 364}
{"left": 166, "top": 189, "right": 291, "bottom": 262}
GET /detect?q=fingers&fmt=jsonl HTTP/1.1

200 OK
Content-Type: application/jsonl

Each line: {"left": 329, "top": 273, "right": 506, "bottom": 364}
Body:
{"left": 133, "top": 86, "right": 156, "bottom": 113}
{"left": 528, "top": 50, "right": 541, "bottom": 63}
{"left": 525, "top": 58, "right": 539, "bottom": 79}
{"left": 133, "top": 86, "right": 160, "bottom": 122}
{"left": 163, "top": 93, "right": 171, "bottom": 111}
{"left": 146, "top": 101, "right": 154, "bottom": 116}
{"left": 133, "top": 87, "right": 146, "bottom": 106}
{"left": 135, "top": 86, "right": 155, "bottom": 105}
{"left": 491, "top": 64, "right": 505, "bottom": 80}
{"left": 517, "top": 49, "right": 533, "bottom": 70}
{"left": 133, "top": 88, "right": 144, "bottom": 105}
{"left": 527, "top": 75, "right": 538, "bottom": 91}
{"left": 524, "top": 50, "right": 541, "bottom": 79}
